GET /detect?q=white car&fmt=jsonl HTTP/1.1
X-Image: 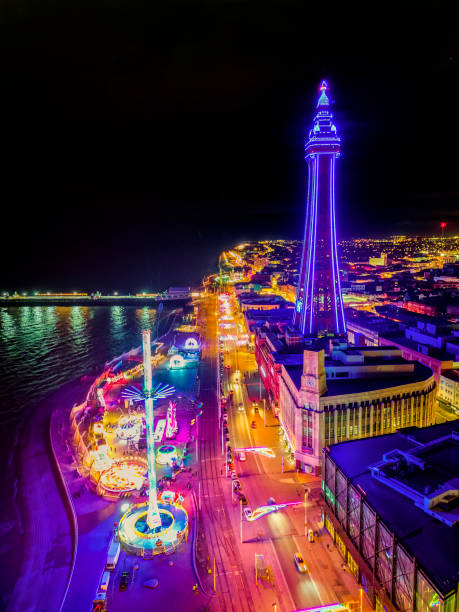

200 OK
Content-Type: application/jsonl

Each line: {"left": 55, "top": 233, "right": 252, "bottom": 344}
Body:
{"left": 294, "top": 552, "right": 308, "bottom": 573}
{"left": 238, "top": 451, "right": 246, "bottom": 461}
{"left": 243, "top": 507, "right": 253, "bottom": 521}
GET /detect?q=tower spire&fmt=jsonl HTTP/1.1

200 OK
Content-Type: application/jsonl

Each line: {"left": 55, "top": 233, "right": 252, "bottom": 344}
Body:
{"left": 317, "top": 80, "right": 329, "bottom": 107}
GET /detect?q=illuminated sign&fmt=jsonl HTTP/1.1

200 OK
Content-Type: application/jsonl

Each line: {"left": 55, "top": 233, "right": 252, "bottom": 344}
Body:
{"left": 247, "top": 501, "right": 303, "bottom": 522}
{"left": 295, "top": 606, "right": 348, "bottom": 612}
{"left": 184, "top": 337, "right": 199, "bottom": 350}
{"left": 234, "top": 446, "right": 275, "bottom": 458}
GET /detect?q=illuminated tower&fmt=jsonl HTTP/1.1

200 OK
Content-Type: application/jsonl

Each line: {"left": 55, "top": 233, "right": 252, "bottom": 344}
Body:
{"left": 140, "top": 330, "right": 175, "bottom": 529}
{"left": 142, "top": 330, "right": 161, "bottom": 528}
{"left": 293, "top": 80, "right": 346, "bottom": 337}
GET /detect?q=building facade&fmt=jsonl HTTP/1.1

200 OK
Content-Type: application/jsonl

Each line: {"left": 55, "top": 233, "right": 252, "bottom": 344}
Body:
{"left": 277, "top": 343, "right": 436, "bottom": 474}
{"left": 438, "top": 369, "right": 459, "bottom": 412}
{"left": 322, "top": 422, "right": 459, "bottom": 612}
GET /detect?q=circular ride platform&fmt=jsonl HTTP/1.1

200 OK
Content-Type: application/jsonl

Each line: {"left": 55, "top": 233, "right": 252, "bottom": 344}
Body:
{"left": 118, "top": 500, "right": 188, "bottom": 556}
{"left": 97, "top": 458, "right": 147, "bottom": 496}
{"left": 156, "top": 445, "right": 178, "bottom": 466}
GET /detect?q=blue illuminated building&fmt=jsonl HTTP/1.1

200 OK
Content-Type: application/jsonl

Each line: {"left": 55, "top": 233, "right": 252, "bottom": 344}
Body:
{"left": 293, "top": 80, "right": 346, "bottom": 337}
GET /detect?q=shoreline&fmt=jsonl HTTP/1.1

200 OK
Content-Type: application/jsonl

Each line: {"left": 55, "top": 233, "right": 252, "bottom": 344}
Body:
{"left": 5, "top": 376, "right": 92, "bottom": 612}
{"left": 2, "top": 307, "right": 184, "bottom": 610}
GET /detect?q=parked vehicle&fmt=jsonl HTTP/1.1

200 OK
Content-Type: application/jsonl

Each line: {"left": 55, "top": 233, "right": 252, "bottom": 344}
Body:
{"left": 243, "top": 507, "right": 253, "bottom": 521}
{"left": 92, "top": 591, "right": 107, "bottom": 611}
{"left": 239, "top": 494, "right": 248, "bottom": 506}
{"left": 238, "top": 451, "right": 246, "bottom": 461}
{"left": 119, "top": 571, "right": 130, "bottom": 591}
{"left": 105, "top": 536, "right": 120, "bottom": 571}
{"left": 98, "top": 571, "right": 111, "bottom": 592}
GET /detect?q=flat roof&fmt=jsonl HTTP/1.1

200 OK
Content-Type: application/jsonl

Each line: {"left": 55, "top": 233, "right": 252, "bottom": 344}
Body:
{"left": 441, "top": 369, "right": 459, "bottom": 383}
{"left": 381, "top": 332, "right": 454, "bottom": 361}
{"left": 284, "top": 361, "right": 433, "bottom": 397}
{"left": 327, "top": 421, "right": 459, "bottom": 597}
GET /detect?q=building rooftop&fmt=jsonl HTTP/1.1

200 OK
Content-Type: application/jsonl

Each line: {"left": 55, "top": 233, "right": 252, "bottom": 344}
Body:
{"left": 382, "top": 332, "right": 454, "bottom": 362}
{"left": 327, "top": 421, "right": 459, "bottom": 597}
{"left": 284, "top": 361, "right": 433, "bottom": 397}
{"left": 442, "top": 369, "right": 459, "bottom": 383}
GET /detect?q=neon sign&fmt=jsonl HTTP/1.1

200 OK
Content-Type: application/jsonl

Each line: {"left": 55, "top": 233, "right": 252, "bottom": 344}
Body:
{"left": 247, "top": 501, "right": 303, "bottom": 521}
{"left": 234, "top": 447, "right": 275, "bottom": 458}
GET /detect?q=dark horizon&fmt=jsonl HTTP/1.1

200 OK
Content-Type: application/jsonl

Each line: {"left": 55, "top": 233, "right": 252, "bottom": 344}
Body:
{"left": 1, "top": 1, "right": 458, "bottom": 292}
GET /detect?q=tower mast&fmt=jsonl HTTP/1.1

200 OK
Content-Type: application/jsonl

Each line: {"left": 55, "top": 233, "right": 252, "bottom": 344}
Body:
{"left": 293, "top": 80, "right": 346, "bottom": 337}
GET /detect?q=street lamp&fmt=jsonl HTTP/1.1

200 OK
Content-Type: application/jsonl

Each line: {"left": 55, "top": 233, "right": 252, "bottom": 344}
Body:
{"left": 304, "top": 488, "right": 309, "bottom": 536}
{"left": 255, "top": 553, "right": 263, "bottom": 587}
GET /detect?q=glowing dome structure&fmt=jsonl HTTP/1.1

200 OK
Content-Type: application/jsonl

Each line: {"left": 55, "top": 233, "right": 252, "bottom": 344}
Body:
{"left": 169, "top": 354, "right": 185, "bottom": 369}
{"left": 156, "top": 445, "right": 178, "bottom": 466}
{"left": 184, "top": 337, "right": 199, "bottom": 351}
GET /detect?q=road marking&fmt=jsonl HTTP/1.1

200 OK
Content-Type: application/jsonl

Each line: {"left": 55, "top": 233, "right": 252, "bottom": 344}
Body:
{"left": 268, "top": 539, "right": 297, "bottom": 612}
{"left": 292, "top": 534, "right": 324, "bottom": 604}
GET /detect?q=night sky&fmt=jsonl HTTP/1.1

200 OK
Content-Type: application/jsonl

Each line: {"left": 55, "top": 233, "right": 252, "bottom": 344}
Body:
{"left": 1, "top": 1, "right": 458, "bottom": 292}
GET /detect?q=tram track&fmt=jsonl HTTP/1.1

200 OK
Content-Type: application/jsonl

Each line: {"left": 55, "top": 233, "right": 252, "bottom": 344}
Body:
{"left": 196, "top": 298, "right": 255, "bottom": 612}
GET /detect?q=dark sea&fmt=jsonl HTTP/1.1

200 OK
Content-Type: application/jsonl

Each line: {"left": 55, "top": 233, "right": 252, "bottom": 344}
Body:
{"left": 0, "top": 305, "right": 171, "bottom": 603}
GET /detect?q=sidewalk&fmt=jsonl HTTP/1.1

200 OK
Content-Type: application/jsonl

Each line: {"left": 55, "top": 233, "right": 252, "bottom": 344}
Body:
{"left": 51, "top": 405, "right": 120, "bottom": 611}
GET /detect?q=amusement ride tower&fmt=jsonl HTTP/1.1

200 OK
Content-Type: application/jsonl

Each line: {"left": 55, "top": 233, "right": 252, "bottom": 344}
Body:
{"left": 293, "top": 80, "right": 346, "bottom": 337}
{"left": 118, "top": 330, "right": 188, "bottom": 555}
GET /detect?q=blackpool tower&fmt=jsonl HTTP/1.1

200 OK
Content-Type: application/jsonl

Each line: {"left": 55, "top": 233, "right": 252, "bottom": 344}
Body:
{"left": 293, "top": 80, "right": 346, "bottom": 337}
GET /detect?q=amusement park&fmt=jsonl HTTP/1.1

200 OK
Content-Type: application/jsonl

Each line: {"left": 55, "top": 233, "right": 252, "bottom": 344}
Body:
{"left": 65, "top": 316, "right": 209, "bottom": 610}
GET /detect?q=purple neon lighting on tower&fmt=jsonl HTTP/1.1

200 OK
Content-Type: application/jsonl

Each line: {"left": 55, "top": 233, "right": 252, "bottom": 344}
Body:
{"left": 293, "top": 80, "right": 346, "bottom": 337}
